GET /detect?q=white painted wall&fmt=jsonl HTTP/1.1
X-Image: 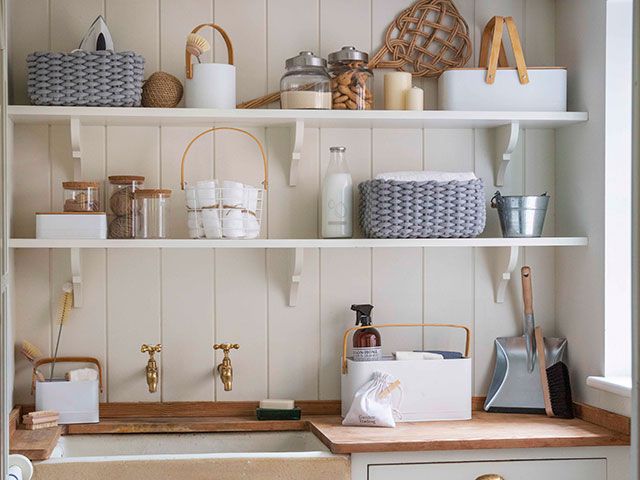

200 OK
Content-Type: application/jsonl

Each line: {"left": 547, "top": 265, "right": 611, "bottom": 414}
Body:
{"left": 8, "top": 0, "right": 561, "bottom": 405}
{"left": 555, "top": 0, "right": 631, "bottom": 416}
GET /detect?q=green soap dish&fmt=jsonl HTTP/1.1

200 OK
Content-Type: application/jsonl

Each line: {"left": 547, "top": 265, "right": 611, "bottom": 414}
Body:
{"left": 256, "top": 407, "right": 302, "bottom": 421}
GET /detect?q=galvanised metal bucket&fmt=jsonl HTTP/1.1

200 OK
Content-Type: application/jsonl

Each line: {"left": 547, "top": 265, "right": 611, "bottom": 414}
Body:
{"left": 491, "top": 191, "right": 549, "bottom": 238}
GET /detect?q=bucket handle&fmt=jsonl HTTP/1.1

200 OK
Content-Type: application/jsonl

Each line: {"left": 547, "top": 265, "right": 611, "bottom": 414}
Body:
{"left": 180, "top": 127, "right": 268, "bottom": 190}
{"left": 341, "top": 323, "right": 471, "bottom": 374}
{"left": 490, "top": 191, "right": 502, "bottom": 208}
{"left": 32, "top": 356, "right": 103, "bottom": 394}
{"left": 185, "top": 23, "right": 234, "bottom": 79}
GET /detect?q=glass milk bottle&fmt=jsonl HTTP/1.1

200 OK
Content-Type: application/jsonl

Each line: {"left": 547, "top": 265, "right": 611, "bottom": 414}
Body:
{"left": 321, "top": 146, "right": 353, "bottom": 238}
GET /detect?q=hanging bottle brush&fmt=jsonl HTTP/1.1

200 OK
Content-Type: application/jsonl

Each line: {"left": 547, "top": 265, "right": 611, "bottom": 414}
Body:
{"left": 50, "top": 283, "right": 74, "bottom": 380}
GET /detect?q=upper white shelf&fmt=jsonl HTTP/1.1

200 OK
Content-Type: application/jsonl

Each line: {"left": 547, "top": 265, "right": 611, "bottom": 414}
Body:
{"left": 7, "top": 106, "right": 588, "bottom": 129}
{"left": 9, "top": 237, "right": 588, "bottom": 249}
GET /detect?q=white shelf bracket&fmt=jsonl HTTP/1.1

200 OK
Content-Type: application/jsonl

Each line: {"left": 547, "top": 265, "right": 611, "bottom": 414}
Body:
{"left": 288, "top": 248, "right": 304, "bottom": 307}
{"left": 70, "top": 117, "right": 83, "bottom": 179}
{"left": 70, "top": 248, "right": 83, "bottom": 308}
{"left": 289, "top": 119, "right": 304, "bottom": 186}
{"left": 494, "top": 121, "right": 519, "bottom": 187}
{"left": 495, "top": 246, "right": 520, "bottom": 303}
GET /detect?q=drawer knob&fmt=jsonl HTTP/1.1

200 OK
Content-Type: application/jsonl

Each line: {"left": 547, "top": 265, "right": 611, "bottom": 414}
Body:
{"left": 476, "top": 475, "right": 504, "bottom": 480}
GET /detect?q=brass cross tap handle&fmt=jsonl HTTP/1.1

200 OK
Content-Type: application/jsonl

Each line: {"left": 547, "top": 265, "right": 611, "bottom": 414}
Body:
{"left": 141, "top": 344, "right": 162, "bottom": 393}
{"left": 213, "top": 343, "right": 239, "bottom": 391}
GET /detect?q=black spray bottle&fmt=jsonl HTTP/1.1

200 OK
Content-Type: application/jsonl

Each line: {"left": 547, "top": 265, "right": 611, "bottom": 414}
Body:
{"left": 351, "top": 304, "right": 382, "bottom": 361}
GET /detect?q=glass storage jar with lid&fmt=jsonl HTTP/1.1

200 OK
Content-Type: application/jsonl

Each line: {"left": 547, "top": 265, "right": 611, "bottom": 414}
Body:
{"left": 107, "top": 175, "right": 145, "bottom": 239}
{"left": 280, "top": 51, "right": 331, "bottom": 109}
{"left": 62, "top": 181, "right": 102, "bottom": 212}
{"left": 134, "top": 189, "right": 171, "bottom": 239}
{"left": 328, "top": 46, "right": 373, "bottom": 110}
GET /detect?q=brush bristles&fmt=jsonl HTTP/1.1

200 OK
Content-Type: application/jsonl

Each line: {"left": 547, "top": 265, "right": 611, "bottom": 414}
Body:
{"left": 547, "top": 362, "right": 574, "bottom": 419}
{"left": 56, "top": 290, "right": 73, "bottom": 325}
{"left": 21, "top": 340, "right": 42, "bottom": 362}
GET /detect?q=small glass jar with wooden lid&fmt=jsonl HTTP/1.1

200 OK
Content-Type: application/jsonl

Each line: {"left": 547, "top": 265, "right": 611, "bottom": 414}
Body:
{"left": 134, "top": 189, "right": 171, "bottom": 239}
{"left": 62, "top": 181, "right": 102, "bottom": 212}
{"left": 107, "top": 175, "right": 145, "bottom": 239}
{"left": 328, "top": 46, "right": 373, "bottom": 110}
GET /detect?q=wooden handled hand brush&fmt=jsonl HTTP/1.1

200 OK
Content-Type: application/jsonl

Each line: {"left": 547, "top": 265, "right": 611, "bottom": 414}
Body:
{"left": 49, "top": 283, "right": 73, "bottom": 380}
{"left": 186, "top": 33, "right": 210, "bottom": 63}
{"left": 21, "top": 340, "right": 45, "bottom": 381}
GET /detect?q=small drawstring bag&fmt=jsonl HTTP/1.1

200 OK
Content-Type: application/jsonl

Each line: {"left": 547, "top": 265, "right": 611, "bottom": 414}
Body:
{"left": 342, "top": 371, "right": 402, "bottom": 428}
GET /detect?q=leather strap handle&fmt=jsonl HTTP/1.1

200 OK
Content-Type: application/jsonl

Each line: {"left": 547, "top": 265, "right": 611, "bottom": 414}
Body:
{"left": 341, "top": 323, "right": 471, "bottom": 374}
{"left": 185, "top": 23, "right": 234, "bottom": 79}
{"left": 32, "top": 356, "right": 103, "bottom": 394}
{"left": 478, "top": 16, "right": 529, "bottom": 85}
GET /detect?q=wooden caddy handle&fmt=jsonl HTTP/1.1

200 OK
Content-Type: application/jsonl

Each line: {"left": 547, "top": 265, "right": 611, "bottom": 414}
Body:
{"left": 341, "top": 323, "right": 471, "bottom": 374}
{"left": 185, "top": 23, "right": 234, "bottom": 79}
{"left": 179, "top": 127, "right": 269, "bottom": 190}
{"left": 32, "top": 356, "right": 103, "bottom": 394}
{"left": 478, "top": 16, "right": 529, "bottom": 85}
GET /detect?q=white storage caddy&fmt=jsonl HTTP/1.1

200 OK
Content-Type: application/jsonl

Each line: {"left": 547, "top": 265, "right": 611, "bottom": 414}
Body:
{"left": 36, "top": 212, "right": 107, "bottom": 239}
{"left": 184, "top": 23, "right": 236, "bottom": 109}
{"left": 341, "top": 323, "right": 472, "bottom": 422}
{"left": 33, "top": 356, "right": 102, "bottom": 424}
{"left": 438, "top": 16, "right": 566, "bottom": 111}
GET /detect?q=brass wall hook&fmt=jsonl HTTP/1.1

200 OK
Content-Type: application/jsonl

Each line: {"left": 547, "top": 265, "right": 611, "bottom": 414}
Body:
{"left": 213, "top": 343, "right": 239, "bottom": 391}
{"left": 141, "top": 343, "right": 162, "bottom": 393}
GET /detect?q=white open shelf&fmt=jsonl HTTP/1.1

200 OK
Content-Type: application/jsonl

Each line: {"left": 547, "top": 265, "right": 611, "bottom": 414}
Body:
{"left": 9, "top": 236, "right": 587, "bottom": 308}
{"left": 8, "top": 106, "right": 588, "bottom": 128}
{"left": 8, "top": 237, "right": 587, "bottom": 249}
{"left": 8, "top": 106, "right": 589, "bottom": 187}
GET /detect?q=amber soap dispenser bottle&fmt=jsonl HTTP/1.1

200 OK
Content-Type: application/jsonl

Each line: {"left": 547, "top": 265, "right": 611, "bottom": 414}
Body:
{"left": 351, "top": 304, "right": 382, "bottom": 361}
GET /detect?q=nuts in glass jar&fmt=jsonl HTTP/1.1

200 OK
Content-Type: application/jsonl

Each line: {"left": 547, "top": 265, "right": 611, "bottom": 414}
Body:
{"left": 328, "top": 47, "right": 373, "bottom": 110}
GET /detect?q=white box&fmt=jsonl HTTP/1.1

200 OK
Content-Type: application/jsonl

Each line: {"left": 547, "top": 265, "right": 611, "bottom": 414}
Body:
{"left": 36, "top": 212, "right": 107, "bottom": 239}
{"left": 438, "top": 68, "right": 567, "bottom": 111}
{"left": 341, "top": 357, "right": 472, "bottom": 422}
{"left": 35, "top": 379, "right": 100, "bottom": 424}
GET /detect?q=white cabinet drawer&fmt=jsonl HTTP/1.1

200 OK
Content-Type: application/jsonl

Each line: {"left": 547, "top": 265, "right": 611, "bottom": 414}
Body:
{"left": 368, "top": 458, "right": 605, "bottom": 480}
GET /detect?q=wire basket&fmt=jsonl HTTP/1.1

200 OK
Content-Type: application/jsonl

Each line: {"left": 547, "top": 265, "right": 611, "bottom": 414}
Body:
{"left": 180, "top": 128, "right": 268, "bottom": 239}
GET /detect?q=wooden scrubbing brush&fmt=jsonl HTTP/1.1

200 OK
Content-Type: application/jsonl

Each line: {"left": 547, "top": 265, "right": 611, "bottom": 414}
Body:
{"left": 50, "top": 283, "right": 73, "bottom": 380}
{"left": 21, "top": 340, "right": 45, "bottom": 381}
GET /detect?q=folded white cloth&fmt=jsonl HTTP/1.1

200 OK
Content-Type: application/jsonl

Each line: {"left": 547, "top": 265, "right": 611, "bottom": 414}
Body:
{"left": 394, "top": 351, "right": 444, "bottom": 361}
{"left": 222, "top": 208, "right": 244, "bottom": 238}
{"left": 243, "top": 186, "right": 260, "bottom": 239}
{"left": 187, "top": 210, "right": 204, "bottom": 239}
{"left": 222, "top": 180, "right": 245, "bottom": 208}
{"left": 202, "top": 208, "right": 222, "bottom": 239}
{"left": 196, "top": 180, "right": 218, "bottom": 208}
{"left": 375, "top": 171, "right": 477, "bottom": 182}
{"left": 65, "top": 368, "right": 99, "bottom": 382}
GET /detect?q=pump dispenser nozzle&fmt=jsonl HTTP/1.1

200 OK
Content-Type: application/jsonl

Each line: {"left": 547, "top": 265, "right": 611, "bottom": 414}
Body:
{"left": 351, "top": 304, "right": 374, "bottom": 326}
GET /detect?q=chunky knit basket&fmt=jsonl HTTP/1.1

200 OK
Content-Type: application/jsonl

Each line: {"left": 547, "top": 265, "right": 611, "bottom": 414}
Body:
{"left": 27, "top": 51, "right": 145, "bottom": 106}
{"left": 359, "top": 179, "right": 486, "bottom": 238}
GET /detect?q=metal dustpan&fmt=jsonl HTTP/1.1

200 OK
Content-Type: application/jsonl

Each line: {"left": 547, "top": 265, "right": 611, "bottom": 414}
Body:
{"left": 484, "top": 266, "right": 567, "bottom": 413}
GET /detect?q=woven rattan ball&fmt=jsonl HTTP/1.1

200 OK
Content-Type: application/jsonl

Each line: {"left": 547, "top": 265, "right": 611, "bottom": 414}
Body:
{"left": 108, "top": 215, "right": 134, "bottom": 239}
{"left": 110, "top": 187, "right": 134, "bottom": 216}
{"left": 142, "top": 71, "right": 184, "bottom": 108}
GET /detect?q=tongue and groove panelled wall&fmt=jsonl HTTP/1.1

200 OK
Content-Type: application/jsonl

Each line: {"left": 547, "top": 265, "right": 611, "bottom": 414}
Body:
{"left": 8, "top": 0, "right": 557, "bottom": 404}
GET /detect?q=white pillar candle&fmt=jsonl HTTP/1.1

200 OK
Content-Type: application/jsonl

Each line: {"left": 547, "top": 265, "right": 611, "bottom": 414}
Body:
{"left": 405, "top": 86, "right": 424, "bottom": 111}
{"left": 384, "top": 72, "right": 412, "bottom": 110}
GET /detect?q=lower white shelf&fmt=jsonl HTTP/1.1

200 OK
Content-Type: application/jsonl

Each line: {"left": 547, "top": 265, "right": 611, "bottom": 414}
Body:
{"left": 8, "top": 237, "right": 587, "bottom": 249}
{"left": 8, "top": 236, "right": 588, "bottom": 308}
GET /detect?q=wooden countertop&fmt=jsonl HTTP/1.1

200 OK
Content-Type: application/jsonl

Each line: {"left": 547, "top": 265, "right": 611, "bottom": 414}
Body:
{"left": 12, "top": 401, "right": 630, "bottom": 459}
{"left": 308, "top": 412, "right": 630, "bottom": 454}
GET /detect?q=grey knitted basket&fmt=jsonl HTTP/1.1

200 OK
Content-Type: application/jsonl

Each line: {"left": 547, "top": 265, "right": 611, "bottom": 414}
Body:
{"left": 359, "top": 178, "right": 486, "bottom": 238}
{"left": 27, "top": 51, "right": 145, "bottom": 106}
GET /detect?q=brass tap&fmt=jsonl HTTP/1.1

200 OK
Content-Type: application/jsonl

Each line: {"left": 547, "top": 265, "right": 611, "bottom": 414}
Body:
{"left": 213, "top": 343, "right": 239, "bottom": 391}
{"left": 141, "top": 343, "right": 162, "bottom": 393}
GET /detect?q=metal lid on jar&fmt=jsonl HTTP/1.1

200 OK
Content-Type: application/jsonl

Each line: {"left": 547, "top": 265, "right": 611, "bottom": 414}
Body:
{"left": 285, "top": 51, "right": 327, "bottom": 68}
{"left": 328, "top": 46, "right": 369, "bottom": 63}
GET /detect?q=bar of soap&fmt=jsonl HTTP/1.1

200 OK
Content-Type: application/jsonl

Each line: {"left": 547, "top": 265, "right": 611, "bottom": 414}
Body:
{"left": 259, "top": 399, "right": 295, "bottom": 410}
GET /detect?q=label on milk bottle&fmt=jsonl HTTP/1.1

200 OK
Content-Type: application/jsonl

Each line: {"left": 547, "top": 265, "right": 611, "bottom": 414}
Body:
{"left": 353, "top": 346, "right": 382, "bottom": 362}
